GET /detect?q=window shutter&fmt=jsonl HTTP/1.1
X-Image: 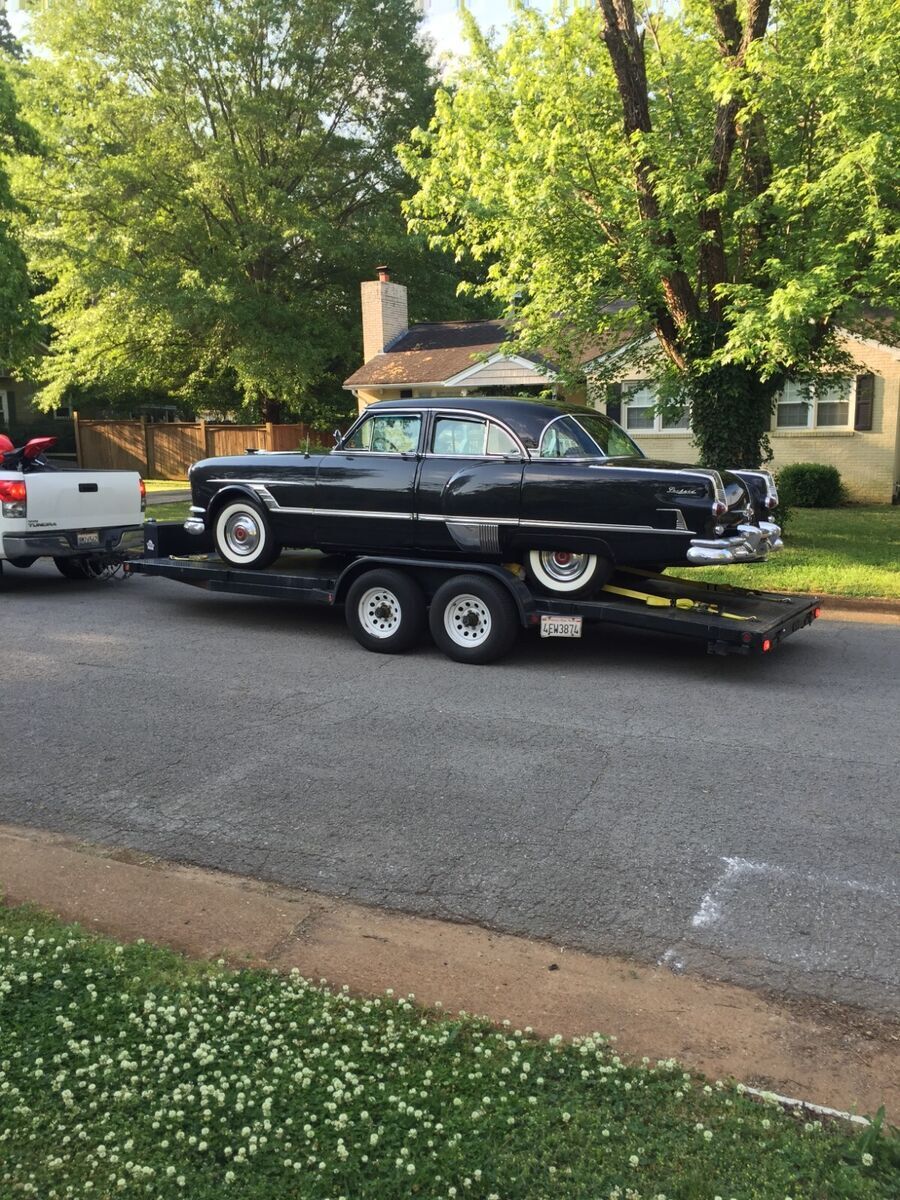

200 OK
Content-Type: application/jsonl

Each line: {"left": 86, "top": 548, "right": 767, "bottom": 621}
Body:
{"left": 606, "top": 382, "right": 622, "bottom": 424}
{"left": 854, "top": 373, "right": 874, "bottom": 431}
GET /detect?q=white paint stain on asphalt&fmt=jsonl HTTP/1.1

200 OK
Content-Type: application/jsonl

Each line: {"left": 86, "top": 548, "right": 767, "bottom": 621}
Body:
{"left": 661, "top": 855, "right": 900, "bottom": 984}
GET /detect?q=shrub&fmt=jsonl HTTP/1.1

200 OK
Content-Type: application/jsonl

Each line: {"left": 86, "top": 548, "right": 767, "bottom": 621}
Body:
{"left": 776, "top": 462, "right": 846, "bottom": 508}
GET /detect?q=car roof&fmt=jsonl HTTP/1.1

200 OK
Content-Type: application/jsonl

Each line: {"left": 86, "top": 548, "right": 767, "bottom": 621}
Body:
{"left": 361, "top": 395, "right": 600, "bottom": 448}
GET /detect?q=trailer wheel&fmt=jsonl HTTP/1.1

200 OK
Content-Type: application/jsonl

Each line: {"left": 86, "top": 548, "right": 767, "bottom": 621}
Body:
{"left": 526, "top": 550, "right": 611, "bottom": 597}
{"left": 429, "top": 574, "right": 519, "bottom": 665}
{"left": 213, "top": 498, "right": 281, "bottom": 569}
{"left": 345, "top": 569, "right": 426, "bottom": 655}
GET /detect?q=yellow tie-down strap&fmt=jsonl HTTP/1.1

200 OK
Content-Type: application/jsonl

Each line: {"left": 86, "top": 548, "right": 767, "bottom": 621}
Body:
{"left": 601, "top": 582, "right": 756, "bottom": 622}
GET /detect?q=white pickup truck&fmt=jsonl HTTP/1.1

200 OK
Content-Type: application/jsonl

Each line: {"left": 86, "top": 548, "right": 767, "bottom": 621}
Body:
{"left": 0, "top": 435, "right": 145, "bottom": 579}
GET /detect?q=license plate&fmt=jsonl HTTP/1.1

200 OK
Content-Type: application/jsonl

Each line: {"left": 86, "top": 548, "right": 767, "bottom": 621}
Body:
{"left": 77, "top": 531, "right": 100, "bottom": 547}
{"left": 540, "top": 615, "right": 583, "bottom": 638}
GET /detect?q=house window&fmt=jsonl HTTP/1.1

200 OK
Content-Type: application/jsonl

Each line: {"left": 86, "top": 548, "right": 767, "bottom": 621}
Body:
{"left": 622, "top": 385, "right": 689, "bottom": 433}
{"left": 0, "top": 390, "right": 10, "bottom": 426}
{"left": 776, "top": 380, "right": 851, "bottom": 430}
{"left": 54, "top": 405, "right": 72, "bottom": 421}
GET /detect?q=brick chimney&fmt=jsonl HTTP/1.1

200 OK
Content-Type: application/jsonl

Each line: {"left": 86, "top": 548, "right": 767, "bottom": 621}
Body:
{"left": 361, "top": 266, "right": 408, "bottom": 363}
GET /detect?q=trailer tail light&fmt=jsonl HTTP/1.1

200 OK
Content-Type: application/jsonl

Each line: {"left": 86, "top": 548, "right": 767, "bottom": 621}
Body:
{"left": 139, "top": 478, "right": 146, "bottom": 512}
{"left": 762, "top": 638, "right": 772, "bottom": 653}
{"left": 814, "top": 606, "right": 821, "bottom": 619}
{"left": 0, "top": 478, "right": 27, "bottom": 518}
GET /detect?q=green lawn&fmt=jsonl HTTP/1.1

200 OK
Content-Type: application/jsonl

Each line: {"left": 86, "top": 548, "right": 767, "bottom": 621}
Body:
{"left": 670, "top": 506, "right": 900, "bottom": 599}
{"left": 1, "top": 904, "right": 896, "bottom": 1199}
{"left": 144, "top": 478, "right": 189, "bottom": 492}
{"left": 145, "top": 500, "right": 191, "bottom": 523}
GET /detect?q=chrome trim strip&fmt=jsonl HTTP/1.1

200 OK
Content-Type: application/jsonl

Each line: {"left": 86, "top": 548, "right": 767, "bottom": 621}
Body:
{"left": 274, "top": 506, "right": 414, "bottom": 521}
{"left": 520, "top": 518, "right": 693, "bottom": 535}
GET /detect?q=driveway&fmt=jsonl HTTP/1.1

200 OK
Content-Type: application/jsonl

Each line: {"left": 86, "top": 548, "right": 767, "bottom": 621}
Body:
{"left": 1, "top": 561, "right": 898, "bottom": 1014}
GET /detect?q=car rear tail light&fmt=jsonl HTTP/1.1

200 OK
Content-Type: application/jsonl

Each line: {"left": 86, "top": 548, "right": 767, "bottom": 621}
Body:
{"left": 712, "top": 500, "right": 727, "bottom": 517}
{"left": 762, "top": 638, "right": 772, "bottom": 652}
{"left": 814, "top": 606, "right": 821, "bottom": 619}
{"left": 0, "top": 478, "right": 27, "bottom": 518}
{"left": 139, "top": 478, "right": 146, "bottom": 512}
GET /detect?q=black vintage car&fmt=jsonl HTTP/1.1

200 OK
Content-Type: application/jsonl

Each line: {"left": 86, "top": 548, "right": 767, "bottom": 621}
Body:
{"left": 184, "top": 397, "right": 782, "bottom": 596}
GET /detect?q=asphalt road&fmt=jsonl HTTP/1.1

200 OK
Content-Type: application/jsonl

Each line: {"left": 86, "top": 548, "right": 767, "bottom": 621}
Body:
{"left": 2, "top": 560, "right": 898, "bottom": 1015}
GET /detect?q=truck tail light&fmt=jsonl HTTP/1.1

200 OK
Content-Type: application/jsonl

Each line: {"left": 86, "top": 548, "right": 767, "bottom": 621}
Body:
{"left": 139, "top": 478, "right": 146, "bottom": 512}
{"left": 0, "top": 478, "right": 27, "bottom": 518}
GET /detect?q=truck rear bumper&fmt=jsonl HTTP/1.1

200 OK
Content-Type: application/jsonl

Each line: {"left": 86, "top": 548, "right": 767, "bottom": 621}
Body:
{"left": 2, "top": 525, "right": 144, "bottom": 561}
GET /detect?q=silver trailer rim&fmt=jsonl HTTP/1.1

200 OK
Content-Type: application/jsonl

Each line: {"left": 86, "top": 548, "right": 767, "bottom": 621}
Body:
{"left": 444, "top": 593, "right": 492, "bottom": 648}
{"left": 359, "top": 587, "right": 403, "bottom": 638}
{"left": 223, "top": 511, "right": 262, "bottom": 558}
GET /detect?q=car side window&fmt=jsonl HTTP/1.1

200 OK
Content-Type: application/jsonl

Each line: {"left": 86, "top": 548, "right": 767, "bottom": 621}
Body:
{"left": 345, "top": 414, "right": 421, "bottom": 454}
{"left": 431, "top": 417, "right": 487, "bottom": 456}
{"left": 486, "top": 423, "right": 520, "bottom": 456}
{"left": 539, "top": 419, "right": 585, "bottom": 458}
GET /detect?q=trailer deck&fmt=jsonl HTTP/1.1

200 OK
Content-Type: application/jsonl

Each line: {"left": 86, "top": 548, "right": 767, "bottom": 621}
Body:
{"left": 127, "top": 519, "right": 820, "bottom": 661}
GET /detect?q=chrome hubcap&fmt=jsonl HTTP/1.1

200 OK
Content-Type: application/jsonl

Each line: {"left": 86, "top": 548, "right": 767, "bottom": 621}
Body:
{"left": 539, "top": 550, "right": 591, "bottom": 583}
{"left": 224, "top": 512, "right": 261, "bottom": 557}
{"left": 359, "top": 587, "right": 402, "bottom": 638}
{"left": 444, "top": 594, "right": 492, "bottom": 648}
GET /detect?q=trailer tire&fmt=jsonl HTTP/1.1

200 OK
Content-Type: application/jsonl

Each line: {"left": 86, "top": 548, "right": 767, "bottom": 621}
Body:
{"left": 345, "top": 569, "right": 426, "bottom": 655}
{"left": 429, "top": 574, "right": 519, "bottom": 665}
{"left": 213, "top": 498, "right": 281, "bottom": 569}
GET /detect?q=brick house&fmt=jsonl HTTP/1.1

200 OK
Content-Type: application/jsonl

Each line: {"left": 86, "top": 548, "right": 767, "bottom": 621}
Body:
{"left": 343, "top": 271, "right": 900, "bottom": 503}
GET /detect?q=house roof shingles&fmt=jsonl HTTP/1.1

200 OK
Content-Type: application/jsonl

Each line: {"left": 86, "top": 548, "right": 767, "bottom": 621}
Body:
{"left": 343, "top": 319, "right": 551, "bottom": 388}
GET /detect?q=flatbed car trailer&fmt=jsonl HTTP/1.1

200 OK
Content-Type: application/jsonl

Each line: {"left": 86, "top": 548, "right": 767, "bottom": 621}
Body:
{"left": 126, "top": 519, "right": 822, "bottom": 665}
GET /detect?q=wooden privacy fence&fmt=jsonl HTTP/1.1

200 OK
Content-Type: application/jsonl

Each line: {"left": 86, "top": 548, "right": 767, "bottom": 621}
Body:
{"left": 73, "top": 415, "right": 319, "bottom": 479}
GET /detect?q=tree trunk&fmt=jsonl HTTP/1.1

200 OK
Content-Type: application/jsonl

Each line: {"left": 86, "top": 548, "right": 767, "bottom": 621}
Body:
{"left": 687, "top": 366, "right": 778, "bottom": 470}
{"left": 260, "top": 395, "right": 283, "bottom": 424}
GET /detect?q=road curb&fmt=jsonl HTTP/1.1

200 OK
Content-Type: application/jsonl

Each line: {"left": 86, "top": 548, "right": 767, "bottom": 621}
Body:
{"left": 0, "top": 823, "right": 896, "bottom": 1120}
{"left": 816, "top": 594, "right": 900, "bottom": 615}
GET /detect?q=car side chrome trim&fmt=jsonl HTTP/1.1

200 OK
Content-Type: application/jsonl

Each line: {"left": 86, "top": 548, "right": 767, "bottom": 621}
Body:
{"left": 520, "top": 518, "right": 694, "bottom": 536}
{"left": 418, "top": 513, "right": 519, "bottom": 526}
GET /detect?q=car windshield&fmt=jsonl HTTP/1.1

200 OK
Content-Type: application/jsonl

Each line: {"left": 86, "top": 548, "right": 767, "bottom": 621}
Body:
{"left": 539, "top": 412, "right": 643, "bottom": 459}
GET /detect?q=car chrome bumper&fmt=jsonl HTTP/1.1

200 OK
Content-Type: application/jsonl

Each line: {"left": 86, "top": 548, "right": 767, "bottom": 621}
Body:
{"left": 2, "top": 525, "right": 145, "bottom": 560}
{"left": 184, "top": 506, "right": 206, "bottom": 536}
{"left": 687, "top": 522, "right": 783, "bottom": 566}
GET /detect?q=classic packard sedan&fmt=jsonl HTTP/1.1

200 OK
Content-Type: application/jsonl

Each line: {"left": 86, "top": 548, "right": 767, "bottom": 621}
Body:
{"left": 184, "top": 397, "right": 782, "bottom": 596}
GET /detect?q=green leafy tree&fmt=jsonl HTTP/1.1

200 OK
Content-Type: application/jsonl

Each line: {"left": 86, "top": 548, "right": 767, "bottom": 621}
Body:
{"left": 14, "top": 0, "right": 475, "bottom": 424}
{"left": 0, "top": 30, "right": 39, "bottom": 371}
{"left": 401, "top": 0, "right": 900, "bottom": 468}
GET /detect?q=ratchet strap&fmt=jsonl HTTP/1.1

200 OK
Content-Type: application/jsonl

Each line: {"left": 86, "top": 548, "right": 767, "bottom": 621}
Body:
{"left": 600, "top": 581, "right": 755, "bottom": 622}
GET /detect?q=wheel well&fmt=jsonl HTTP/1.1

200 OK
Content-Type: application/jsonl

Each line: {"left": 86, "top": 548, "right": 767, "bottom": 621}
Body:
{"left": 207, "top": 486, "right": 263, "bottom": 522}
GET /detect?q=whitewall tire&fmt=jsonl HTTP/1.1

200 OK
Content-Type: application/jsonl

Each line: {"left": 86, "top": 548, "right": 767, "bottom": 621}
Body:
{"left": 526, "top": 550, "right": 610, "bottom": 597}
{"left": 213, "top": 499, "right": 281, "bottom": 569}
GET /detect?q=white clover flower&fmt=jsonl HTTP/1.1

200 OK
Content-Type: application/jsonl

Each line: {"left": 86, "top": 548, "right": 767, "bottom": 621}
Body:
{"left": 861, "top": 1152, "right": 874, "bottom": 1167}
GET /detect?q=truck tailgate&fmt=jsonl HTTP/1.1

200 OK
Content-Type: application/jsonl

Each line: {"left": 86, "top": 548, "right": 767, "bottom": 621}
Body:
{"left": 25, "top": 471, "right": 143, "bottom": 530}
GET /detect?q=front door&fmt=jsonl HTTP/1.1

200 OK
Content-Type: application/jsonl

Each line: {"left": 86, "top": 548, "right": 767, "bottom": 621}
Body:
{"left": 314, "top": 411, "right": 422, "bottom": 552}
